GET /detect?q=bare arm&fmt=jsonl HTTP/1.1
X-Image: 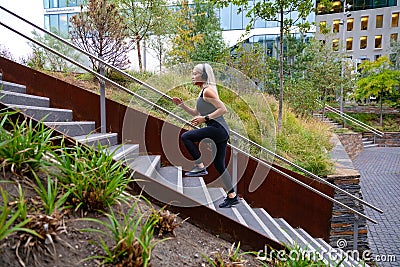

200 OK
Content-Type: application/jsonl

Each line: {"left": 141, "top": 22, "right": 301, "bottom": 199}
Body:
{"left": 172, "top": 97, "right": 199, "bottom": 116}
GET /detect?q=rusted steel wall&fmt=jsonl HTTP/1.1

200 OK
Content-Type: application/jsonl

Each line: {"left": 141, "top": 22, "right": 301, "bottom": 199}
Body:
{"left": 0, "top": 57, "right": 334, "bottom": 240}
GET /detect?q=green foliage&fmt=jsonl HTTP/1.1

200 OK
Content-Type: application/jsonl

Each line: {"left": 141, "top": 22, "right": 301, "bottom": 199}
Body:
{"left": 284, "top": 78, "right": 320, "bottom": 116}
{"left": 189, "top": 0, "right": 228, "bottom": 62}
{"left": 31, "top": 172, "right": 70, "bottom": 216}
{"left": 276, "top": 108, "right": 333, "bottom": 177}
{"left": 81, "top": 197, "right": 162, "bottom": 266}
{"left": 28, "top": 30, "right": 81, "bottom": 72}
{"left": 0, "top": 187, "right": 38, "bottom": 242}
{"left": 202, "top": 242, "right": 247, "bottom": 266}
{"left": 165, "top": 0, "right": 204, "bottom": 65}
{"left": 113, "top": 0, "right": 170, "bottom": 71}
{"left": 69, "top": 0, "right": 133, "bottom": 73}
{"left": 0, "top": 115, "right": 56, "bottom": 176}
{"left": 55, "top": 142, "right": 133, "bottom": 211}
{"left": 355, "top": 56, "right": 400, "bottom": 103}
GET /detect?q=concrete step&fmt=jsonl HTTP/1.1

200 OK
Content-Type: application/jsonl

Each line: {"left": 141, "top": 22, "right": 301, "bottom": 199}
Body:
{"left": 274, "top": 218, "right": 316, "bottom": 251}
{"left": 129, "top": 155, "right": 161, "bottom": 179}
{"left": 182, "top": 177, "right": 215, "bottom": 210}
{"left": 44, "top": 121, "right": 96, "bottom": 137}
{"left": 106, "top": 143, "right": 139, "bottom": 165}
{"left": 74, "top": 132, "right": 118, "bottom": 147}
{"left": 253, "top": 208, "right": 294, "bottom": 246}
{"left": 0, "top": 80, "right": 26, "bottom": 94}
{"left": 364, "top": 143, "right": 379, "bottom": 148}
{"left": 314, "top": 238, "right": 367, "bottom": 267}
{"left": 295, "top": 228, "right": 348, "bottom": 266}
{"left": 234, "top": 201, "right": 279, "bottom": 242}
{"left": 8, "top": 104, "right": 73, "bottom": 122}
{"left": 155, "top": 165, "right": 183, "bottom": 194}
{"left": 207, "top": 187, "right": 248, "bottom": 225}
{"left": 0, "top": 90, "right": 50, "bottom": 107}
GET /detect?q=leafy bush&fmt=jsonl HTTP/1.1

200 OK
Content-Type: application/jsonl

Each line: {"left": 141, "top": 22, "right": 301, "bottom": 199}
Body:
{"left": 0, "top": 114, "right": 56, "bottom": 176}
{"left": 55, "top": 142, "right": 133, "bottom": 211}
{"left": 81, "top": 197, "right": 164, "bottom": 266}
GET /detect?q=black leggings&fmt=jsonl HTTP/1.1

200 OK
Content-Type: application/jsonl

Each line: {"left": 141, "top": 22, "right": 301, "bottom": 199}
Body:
{"left": 181, "top": 121, "right": 235, "bottom": 194}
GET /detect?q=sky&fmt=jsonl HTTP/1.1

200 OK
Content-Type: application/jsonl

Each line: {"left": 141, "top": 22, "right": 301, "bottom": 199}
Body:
{"left": 0, "top": 0, "right": 44, "bottom": 60}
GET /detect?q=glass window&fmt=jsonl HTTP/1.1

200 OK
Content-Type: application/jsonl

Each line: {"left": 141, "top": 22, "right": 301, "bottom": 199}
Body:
{"left": 375, "top": 35, "right": 382, "bottom": 48}
{"left": 346, "top": 37, "right": 353, "bottom": 50}
{"left": 376, "top": 15, "right": 383, "bottom": 28}
{"left": 231, "top": 4, "right": 243, "bottom": 30}
{"left": 360, "top": 36, "right": 367, "bottom": 49}
{"left": 219, "top": 6, "right": 230, "bottom": 30}
{"left": 375, "top": 54, "right": 381, "bottom": 60}
{"left": 374, "top": 0, "right": 387, "bottom": 8}
{"left": 49, "top": 14, "right": 59, "bottom": 33}
{"left": 388, "top": 0, "right": 397, "bottom": 6}
{"left": 59, "top": 14, "right": 68, "bottom": 37}
{"left": 43, "top": 0, "right": 50, "bottom": 9}
{"left": 242, "top": 2, "right": 253, "bottom": 29}
{"left": 392, "top": 12, "right": 399, "bottom": 27}
{"left": 50, "top": 0, "right": 58, "bottom": 8}
{"left": 254, "top": 18, "right": 266, "bottom": 28}
{"left": 333, "top": 19, "right": 340, "bottom": 33}
{"left": 361, "top": 16, "right": 368, "bottom": 30}
{"left": 44, "top": 15, "right": 50, "bottom": 31}
{"left": 391, "top": 33, "right": 398, "bottom": 46}
{"left": 59, "top": 0, "right": 67, "bottom": 8}
{"left": 333, "top": 38, "right": 339, "bottom": 51}
{"left": 332, "top": 1, "right": 342, "bottom": 13}
{"left": 319, "top": 21, "right": 327, "bottom": 33}
{"left": 347, "top": 18, "right": 354, "bottom": 31}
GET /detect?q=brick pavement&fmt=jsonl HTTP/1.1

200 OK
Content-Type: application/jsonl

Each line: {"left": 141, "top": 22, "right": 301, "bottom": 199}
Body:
{"left": 353, "top": 147, "right": 400, "bottom": 267}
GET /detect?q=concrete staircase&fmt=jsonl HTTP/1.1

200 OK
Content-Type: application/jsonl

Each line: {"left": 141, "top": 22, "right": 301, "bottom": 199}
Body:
{"left": 0, "top": 76, "right": 368, "bottom": 266}
{"left": 314, "top": 113, "right": 378, "bottom": 149}
{"left": 362, "top": 134, "right": 379, "bottom": 148}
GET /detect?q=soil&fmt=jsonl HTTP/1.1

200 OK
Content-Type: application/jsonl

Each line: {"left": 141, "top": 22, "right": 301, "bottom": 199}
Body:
{"left": 0, "top": 171, "right": 261, "bottom": 267}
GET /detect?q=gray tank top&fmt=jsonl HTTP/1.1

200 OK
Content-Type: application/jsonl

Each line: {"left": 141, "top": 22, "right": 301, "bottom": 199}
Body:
{"left": 196, "top": 89, "right": 229, "bottom": 133}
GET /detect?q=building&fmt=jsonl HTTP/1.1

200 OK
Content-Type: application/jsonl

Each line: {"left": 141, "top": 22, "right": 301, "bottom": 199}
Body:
{"left": 315, "top": 0, "right": 400, "bottom": 63}
{"left": 41, "top": 0, "right": 316, "bottom": 70}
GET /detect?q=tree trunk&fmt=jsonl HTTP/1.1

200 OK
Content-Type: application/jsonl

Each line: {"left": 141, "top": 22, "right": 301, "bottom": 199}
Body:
{"left": 277, "top": 7, "right": 284, "bottom": 132}
{"left": 136, "top": 37, "right": 143, "bottom": 72}
{"left": 380, "top": 88, "right": 383, "bottom": 126}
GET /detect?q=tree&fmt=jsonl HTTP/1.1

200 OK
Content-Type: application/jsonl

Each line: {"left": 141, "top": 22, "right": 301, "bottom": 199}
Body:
{"left": 165, "top": 0, "right": 203, "bottom": 65}
{"left": 69, "top": 0, "right": 133, "bottom": 73}
{"left": 147, "top": 2, "right": 175, "bottom": 73}
{"left": 112, "top": 0, "right": 169, "bottom": 72}
{"left": 213, "top": 0, "right": 313, "bottom": 132}
{"left": 355, "top": 56, "right": 400, "bottom": 126}
{"left": 390, "top": 40, "right": 400, "bottom": 70}
{"left": 28, "top": 30, "right": 81, "bottom": 72}
{"left": 190, "top": 0, "right": 227, "bottom": 62}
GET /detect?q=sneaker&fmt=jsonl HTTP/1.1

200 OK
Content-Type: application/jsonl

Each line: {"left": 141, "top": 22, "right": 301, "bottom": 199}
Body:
{"left": 184, "top": 166, "right": 208, "bottom": 177}
{"left": 218, "top": 195, "right": 239, "bottom": 208}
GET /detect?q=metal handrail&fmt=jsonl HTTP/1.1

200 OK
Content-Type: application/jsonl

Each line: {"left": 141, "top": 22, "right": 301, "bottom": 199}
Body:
{"left": 0, "top": 5, "right": 383, "bottom": 214}
{"left": 317, "top": 100, "right": 385, "bottom": 137}
{"left": 0, "top": 15, "right": 381, "bottom": 223}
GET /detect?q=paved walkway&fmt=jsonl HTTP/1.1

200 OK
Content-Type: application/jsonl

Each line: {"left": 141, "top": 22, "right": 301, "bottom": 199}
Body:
{"left": 353, "top": 147, "right": 400, "bottom": 267}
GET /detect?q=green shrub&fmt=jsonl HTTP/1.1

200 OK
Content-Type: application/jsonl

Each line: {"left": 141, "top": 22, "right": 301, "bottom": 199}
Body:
{"left": 55, "top": 142, "right": 133, "bottom": 211}
{"left": 0, "top": 115, "right": 56, "bottom": 176}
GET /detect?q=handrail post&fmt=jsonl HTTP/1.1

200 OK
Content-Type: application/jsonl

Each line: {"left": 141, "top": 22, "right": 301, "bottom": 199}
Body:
{"left": 99, "top": 55, "right": 106, "bottom": 133}
{"left": 353, "top": 214, "right": 359, "bottom": 251}
{"left": 232, "top": 133, "right": 238, "bottom": 192}
{"left": 373, "top": 133, "right": 376, "bottom": 144}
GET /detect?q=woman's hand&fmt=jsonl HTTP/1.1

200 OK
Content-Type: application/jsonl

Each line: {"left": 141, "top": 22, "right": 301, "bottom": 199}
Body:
{"left": 190, "top": 116, "right": 205, "bottom": 126}
{"left": 172, "top": 97, "right": 183, "bottom": 106}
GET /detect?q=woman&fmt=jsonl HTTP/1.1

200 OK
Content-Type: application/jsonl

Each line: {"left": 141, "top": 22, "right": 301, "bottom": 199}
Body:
{"left": 172, "top": 63, "right": 239, "bottom": 208}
